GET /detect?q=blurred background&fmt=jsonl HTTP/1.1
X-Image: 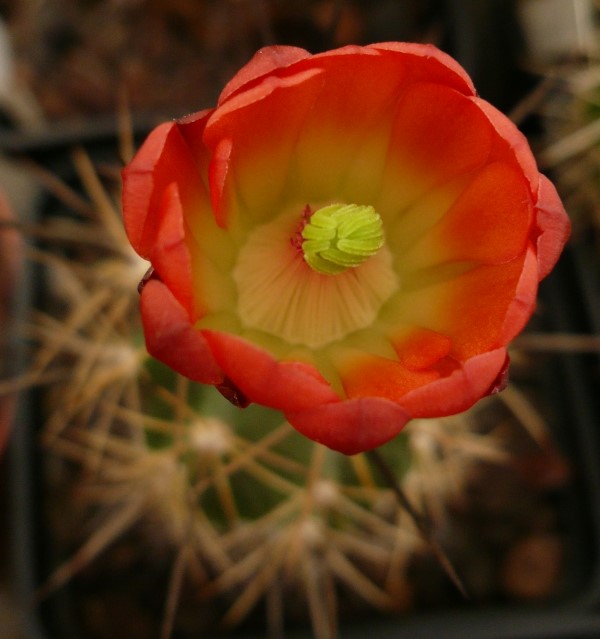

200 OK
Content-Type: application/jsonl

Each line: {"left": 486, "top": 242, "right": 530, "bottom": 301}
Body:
{"left": 0, "top": 0, "right": 593, "bottom": 127}
{"left": 0, "top": 1, "right": 599, "bottom": 638}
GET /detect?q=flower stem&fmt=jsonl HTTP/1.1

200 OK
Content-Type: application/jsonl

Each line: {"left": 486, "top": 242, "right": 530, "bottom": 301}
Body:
{"left": 365, "top": 449, "right": 469, "bottom": 600}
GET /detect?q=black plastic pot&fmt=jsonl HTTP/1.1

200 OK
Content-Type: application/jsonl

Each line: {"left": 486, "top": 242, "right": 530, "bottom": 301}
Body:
{"left": 6, "top": 132, "right": 600, "bottom": 639}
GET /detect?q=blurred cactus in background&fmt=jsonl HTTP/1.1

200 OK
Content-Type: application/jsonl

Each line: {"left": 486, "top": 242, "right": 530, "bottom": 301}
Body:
{"left": 1, "top": 143, "right": 565, "bottom": 639}
{"left": 0, "top": 2, "right": 583, "bottom": 638}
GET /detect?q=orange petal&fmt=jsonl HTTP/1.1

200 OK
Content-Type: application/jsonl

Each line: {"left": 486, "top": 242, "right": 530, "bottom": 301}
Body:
{"left": 140, "top": 279, "right": 223, "bottom": 385}
{"left": 474, "top": 98, "right": 540, "bottom": 196}
{"left": 148, "top": 182, "right": 195, "bottom": 315}
{"left": 378, "top": 83, "right": 494, "bottom": 216}
{"left": 218, "top": 45, "right": 311, "bottom": 105}
{"left": 440, "top": 257, "right": 529, "bottom": 358}
{"left": 202, "top": 331, "right": 340, "bottom": 413}
{"left": 281, "top": 48, "right": 413, "bottom": 204}
{"left": 287, "top": 397, "right": 411, "bottom": 455}
{"left": 207, "top": 137, "right": 233, "bottom": 228}
{"left": 392, "top": 328, "right": 452, "bottom": 371}
{"left": 397, "top": 255, "right": 527, "bottom": 361}
{"left": 498, "top": 244, "right": 539, "bottom": 345}
{"left": 341, "top": 354, "right": 440, "bottom": 401}
{"left": 203, "top": 68, "right": 325, "bottom": 228}
{"left": 367, "top": 42, "right": 476, "bottom": 96}
{"left": 534, "top": 174, "right": 571, "bottom": 280}
{"left": 174, "top": 108, "right": 214, "bottom": 173}
{"left": 399, "top": 348, "right": 509, "bottom": 417}
{"left": 122, "top": 121, "right": 210, "bottom": 258}
{"left": 400, "top": 162, "right": 532, "bottom": 271}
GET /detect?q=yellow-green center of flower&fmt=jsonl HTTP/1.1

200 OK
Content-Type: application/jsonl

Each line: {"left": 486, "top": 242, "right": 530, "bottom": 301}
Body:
{"left": 301, "top": 203, "right": 385, "bottom": 275}
{"left": 227, "top": 202, "right": 398, "bottom": 350}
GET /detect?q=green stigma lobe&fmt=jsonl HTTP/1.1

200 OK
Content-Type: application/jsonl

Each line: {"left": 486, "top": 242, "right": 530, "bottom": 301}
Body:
{"left": 301, "top": 203, "right": 385, "bottom": 275}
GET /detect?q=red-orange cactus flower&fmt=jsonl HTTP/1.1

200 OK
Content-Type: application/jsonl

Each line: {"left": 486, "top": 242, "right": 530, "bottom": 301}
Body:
{"left": 122, "top": 43, "right": 570, "bottom": 455}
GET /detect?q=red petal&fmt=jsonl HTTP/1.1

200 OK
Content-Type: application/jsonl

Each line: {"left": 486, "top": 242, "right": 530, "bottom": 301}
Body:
{"left": 148, "top": 182, "right": 195, "bottom": 315}
{"left": 341, "top": 354, "right": 440, "bottom": 401}
{"left": 140, "top": 279, "right": 223, "bottom": 384}
{"left": 398, "top": 255, "right": 527, "bottom": 360}
{"left": 122, "top": 121, "right": 209, "bottom": 258}
{"left": 401, "top": 161, "right": 532, "bottom": 270}
{"left": 202, "top": 331, "right": 340, "bottom": 412}
{"left": 433, "top": 162, "right": 532, "bottom": 264}
{"left": 286, "top": 397, "right": 412, "bottom": 455}
{"left": 207, "top": 137, "right": 233, "bottom": 228}
{"left": 498, "top": 245, "right": 539, "bottom": 344}
{"left": 204, "top": 67, "right": 325, "bottom": 227}
{"left": 122, "top": 121, "right": 171, "bottom": 256}
{"left": 218, "top": 45, "right": 311, "bottom": 105}
{"left": 393, "top": 328, "right": 452, "bottom": 371}
{"left": 275, "top": 48, "right": 410, "bottom": 205}
{"left": 474, "top": 98, "right": 540, "bottom": 196}
{"left": 379, "top": 83, "right": 494, "bottom": 216}
{"left": 488, "top": 356, "right": 511, "bottom": 395}
{"left": 176, "top": 108, "right": 215, "bottom": 174}
{"left": 399, "top": 348, "right": 508, "bottom": 417}
{"left": 534, "top": 174, "right": 571, "bottom": 280}
{"left": 367, "top": 42, "right": 476, "bottom": 96}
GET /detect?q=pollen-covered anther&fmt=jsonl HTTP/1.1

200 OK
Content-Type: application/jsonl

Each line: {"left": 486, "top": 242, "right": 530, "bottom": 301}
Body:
{"left": 301, "top": 203, "right": 385, "bottom": 275}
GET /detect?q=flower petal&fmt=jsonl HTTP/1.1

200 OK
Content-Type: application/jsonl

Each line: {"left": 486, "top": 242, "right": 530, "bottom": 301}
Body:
{"left": 218, "top": 45, "right": 311, "bottom": 105}
{"left": 144, "top": 182, "right": 197, "bottom": 315}
{"left": 140, "top": 279, "right": 223, "bottom": 384}
{"left": 176, "top": 109, "right": 214, "bottom": 175}
{"left": 202, "top": 330, "right": 340, "bottom": 412}
{"left": 377, "top": 83, "right": 494, "bottom": 219}
{"left": 287, "top": 397, "right": 412, "bottom": 455}
{"left": 474, "top": 97, "right": 540, "bottom": 196}
{"left": 399, "top": 348, "right": 509, "bottom": 417}
{"left": 399, "top": 161, "right": 532, "bottom": 271}
{"left": 367, "top": 42, "right": 476, "bottom": 96}
{"left": 122, "top": 43, "right": 570, "bottom": 458}
{"left": 396, "top": 255, "right": 527, "bottom": 360}
{"left": 498, "top": 244, "right": 539, "bottom": 344}
{"left": 534, "top": 174, "right": 571, "bottom": 280}
{"left": 203, "top": 68, "right": 325, "bottom": 228}
{"left": 392, "top": 328, "right": 452, "bottom": 371}
{"left": 206, "top": 137, "right": 233, "bottom": 228}
{"left": 282, "top": 48, "right": 412, "bottom": 204}
{"left": 340, "top": 353, "right": 440, "bottom": 401}
{"left": 122, "top": 119, "right": 210, "bottom": 258}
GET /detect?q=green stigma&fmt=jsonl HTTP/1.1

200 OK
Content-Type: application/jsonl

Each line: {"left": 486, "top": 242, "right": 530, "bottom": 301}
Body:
{"left": 301, "top": 203, "right": 385, "bottom": 275}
